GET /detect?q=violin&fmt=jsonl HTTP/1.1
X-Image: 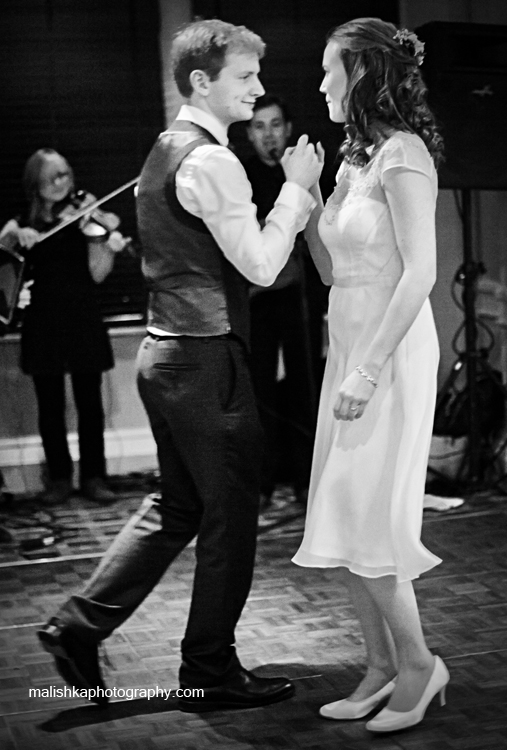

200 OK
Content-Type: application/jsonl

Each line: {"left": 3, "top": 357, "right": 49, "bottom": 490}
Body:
{"left": 58, "top": 190, "right": 121, "bottom": 239}
{"left": 41, "top": 176, "right": 139, "bottom": 244}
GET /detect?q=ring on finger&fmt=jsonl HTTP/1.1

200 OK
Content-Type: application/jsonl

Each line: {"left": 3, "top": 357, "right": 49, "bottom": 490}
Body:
{"left": 350, "top": 405, "right": 358, "bottom": 411}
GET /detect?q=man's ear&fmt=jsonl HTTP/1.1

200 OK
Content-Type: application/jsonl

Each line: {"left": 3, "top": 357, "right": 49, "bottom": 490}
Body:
{"left": 246, "top": 124, "right": 254, "bottom": 144}
{"left": 188, "top": 69, "right": 210, "bottom": 97}
{"left": 286, "top": 121, "right": 293, "bottom": 139}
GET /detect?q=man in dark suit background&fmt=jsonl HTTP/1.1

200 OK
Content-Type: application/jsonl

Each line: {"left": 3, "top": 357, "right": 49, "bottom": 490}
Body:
{"left": 244, "top": 94, "right": 328, "bottom": 509}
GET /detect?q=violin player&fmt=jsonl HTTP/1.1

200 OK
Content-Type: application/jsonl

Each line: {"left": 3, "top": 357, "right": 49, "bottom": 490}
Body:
{"left": 0, "top": 148, "right": 128, "bottom": 505}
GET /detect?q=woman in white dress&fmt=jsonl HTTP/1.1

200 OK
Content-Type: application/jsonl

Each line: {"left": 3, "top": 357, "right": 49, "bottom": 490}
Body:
{"left": 292, "top": 18, "right": 449, "bottom": 733}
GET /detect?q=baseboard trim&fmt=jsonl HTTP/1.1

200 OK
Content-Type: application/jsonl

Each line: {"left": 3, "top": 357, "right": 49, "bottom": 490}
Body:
{"left": 0, "top": 427, "right": 158, "bottom": 493}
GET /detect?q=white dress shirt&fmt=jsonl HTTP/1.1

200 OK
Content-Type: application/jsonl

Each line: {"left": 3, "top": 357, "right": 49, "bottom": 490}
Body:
{"left": 174, "top": 105, "right": 315, "bottom": 286}
{"left": 148, "top": 105, "right": 315, "bottom": 337}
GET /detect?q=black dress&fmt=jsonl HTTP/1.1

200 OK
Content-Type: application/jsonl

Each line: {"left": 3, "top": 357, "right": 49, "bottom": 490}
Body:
{"left": 20, "top": 220, "right": 114, "bottom": 375}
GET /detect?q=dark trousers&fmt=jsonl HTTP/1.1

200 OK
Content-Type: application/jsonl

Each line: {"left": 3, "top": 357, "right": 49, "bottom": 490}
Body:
{"left": 32, "top": 372, "right": 106, "bottom": 483}
{"left": 54, "top": 335, "right": 263, "bottom": 687}
{"left": 250, "top": 284, "right": 317, "bottom": 496}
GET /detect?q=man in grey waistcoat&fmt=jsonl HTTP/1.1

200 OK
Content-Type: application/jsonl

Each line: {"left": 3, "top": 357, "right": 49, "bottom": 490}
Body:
{"left": 38, "top": 18, "right": 321, "bottom": 712}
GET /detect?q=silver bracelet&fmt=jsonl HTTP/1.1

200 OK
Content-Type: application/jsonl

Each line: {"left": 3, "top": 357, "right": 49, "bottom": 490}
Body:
{"left": 355, "top": 365, "right": 378, "bottom": 388}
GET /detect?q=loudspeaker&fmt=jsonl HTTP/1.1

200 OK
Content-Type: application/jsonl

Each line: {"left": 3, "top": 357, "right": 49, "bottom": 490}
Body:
{"left": 416, "top": 22, "right": 507, "bottom": 189}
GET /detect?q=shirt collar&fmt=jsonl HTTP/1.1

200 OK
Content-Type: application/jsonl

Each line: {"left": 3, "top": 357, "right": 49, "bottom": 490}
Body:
{"left": 176, "top": 105, "right": 229, "bottom": 147}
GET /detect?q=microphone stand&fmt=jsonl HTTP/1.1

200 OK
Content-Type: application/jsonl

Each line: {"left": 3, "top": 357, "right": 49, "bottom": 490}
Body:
{"left": 254, "top": 147, "right": 317, "bottom": 528}
{"left": 267, "top": 145, "right": 317, "bottom": 418}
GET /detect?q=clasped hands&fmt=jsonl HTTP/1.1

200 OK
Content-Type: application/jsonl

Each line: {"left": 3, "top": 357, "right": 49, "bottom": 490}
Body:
{"left": 14, "top": 227, "right": 40, "bottom": 249}
{"left": 281, "top": 135, "right": 325, "bottom": 192}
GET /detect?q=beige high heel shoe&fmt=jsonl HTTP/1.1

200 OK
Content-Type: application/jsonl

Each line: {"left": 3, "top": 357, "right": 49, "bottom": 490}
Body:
{"left": 366, "top": 656, "right": 449, "bottom": 733}
{"left": 319, "top": 679, "right": 396, "bottom": 720}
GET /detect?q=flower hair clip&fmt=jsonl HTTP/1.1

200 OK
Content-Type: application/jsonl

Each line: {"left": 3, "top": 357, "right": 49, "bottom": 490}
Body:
{"left": 393, "top": 28, "right": 425, "bottom": 66}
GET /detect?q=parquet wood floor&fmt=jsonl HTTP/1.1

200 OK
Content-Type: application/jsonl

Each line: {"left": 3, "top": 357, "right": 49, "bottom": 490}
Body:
{"left": 0, "top": 486, "right": 506, "bottom": 749}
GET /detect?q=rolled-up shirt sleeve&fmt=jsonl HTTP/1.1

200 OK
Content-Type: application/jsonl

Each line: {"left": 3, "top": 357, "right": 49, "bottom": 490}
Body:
{"left": 176, "top": 145, "right": 315, "bottom": 286}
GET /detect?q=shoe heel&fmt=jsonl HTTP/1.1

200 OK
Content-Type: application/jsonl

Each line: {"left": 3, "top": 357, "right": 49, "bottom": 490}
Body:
{"left": 38, "top": 630, "right": 68, "bottom": 660}
{"left": 439, "top": 685, "right": 446, "bottom": 707}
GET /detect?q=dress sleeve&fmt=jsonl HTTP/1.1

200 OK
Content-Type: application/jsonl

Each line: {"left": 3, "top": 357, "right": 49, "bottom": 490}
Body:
{"left": 380, "top": 136, "right": 435, "bottom": 189}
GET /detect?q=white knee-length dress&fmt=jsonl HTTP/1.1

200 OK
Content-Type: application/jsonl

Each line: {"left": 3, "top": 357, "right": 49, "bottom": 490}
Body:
{"left": 292, "top": 131, "right": 442, "bottom": 582}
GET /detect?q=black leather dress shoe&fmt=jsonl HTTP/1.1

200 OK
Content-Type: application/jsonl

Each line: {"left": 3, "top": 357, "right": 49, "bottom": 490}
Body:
{"left": 37, "top": 619, "right": 109, "bottom": 707}
{"left": 178, "top": 667, "right": 295, "bottom": 712}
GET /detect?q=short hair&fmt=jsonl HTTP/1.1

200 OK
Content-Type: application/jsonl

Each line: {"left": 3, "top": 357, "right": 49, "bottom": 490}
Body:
{"left": 171, "top": 19, "right": 265, "bottom": 98}
{"left": 250, "top": 94, "right": 292, "bottom": 124}
{"left": 327, "top": 17, "right": 443, "bottom": 166}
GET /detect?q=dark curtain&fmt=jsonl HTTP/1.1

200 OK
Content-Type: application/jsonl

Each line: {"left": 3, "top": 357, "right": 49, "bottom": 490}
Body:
{"left": 0, "top": 0, "right": 165, "bottom": 323}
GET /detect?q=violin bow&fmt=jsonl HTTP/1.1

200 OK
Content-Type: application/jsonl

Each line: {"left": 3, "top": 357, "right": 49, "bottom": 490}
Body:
{"left": 39, "top": 176, "right": 140, "bottom": 242}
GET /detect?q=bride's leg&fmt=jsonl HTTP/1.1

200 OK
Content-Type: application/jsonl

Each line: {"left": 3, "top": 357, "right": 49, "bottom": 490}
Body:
{"left": 362, "top": 575, "right": 435, "bottom": 712}
{"left": 342, "top": 570, "right": 397, "bottom": 700}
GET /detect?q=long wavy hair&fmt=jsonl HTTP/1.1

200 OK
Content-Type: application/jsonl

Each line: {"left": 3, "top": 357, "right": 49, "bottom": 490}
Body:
{"left": 326, "top": 18, "right": 444, "bottom": 167}
{"left": 22, "top": 148, "right": 74, "bottom": 228}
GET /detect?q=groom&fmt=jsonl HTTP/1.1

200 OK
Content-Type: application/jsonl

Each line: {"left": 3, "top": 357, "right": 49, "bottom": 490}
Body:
{"left": 37, "top": 19, "right": 321, "bottom": 712}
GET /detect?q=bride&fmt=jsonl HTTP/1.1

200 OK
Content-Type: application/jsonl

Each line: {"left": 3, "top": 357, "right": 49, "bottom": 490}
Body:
{"left": 292, "top": 17, "right": 449, "bottom": 733}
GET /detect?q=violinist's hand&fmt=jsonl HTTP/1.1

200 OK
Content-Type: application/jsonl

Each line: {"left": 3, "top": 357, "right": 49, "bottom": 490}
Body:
{"left": 105, "top": 230, "right": 129, "bottom": 253}
{"left": 17, "top": 280, "right": 34, "bottom": 309}
{"left": 16, "top": 227, "right": 41, "bottom": 249}
{"left": 59, "top": 192, "right": 97, "bottom": 223}
{"left": 80, "top": 192, "right": 98, "bottom": 223}
{"left": 81, "top": 192, "right": 96, "bottom": 207}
